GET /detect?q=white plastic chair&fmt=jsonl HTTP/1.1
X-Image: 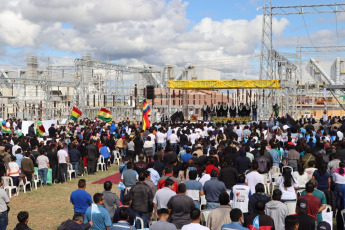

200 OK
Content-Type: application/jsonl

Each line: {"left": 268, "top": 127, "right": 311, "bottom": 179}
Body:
{"left": 200, "top": 195, "right": 207, "bottom": 210}
{"left": 97, "top": 155, "right": 106, "bottom": 171}
{"left": 135, "top": 216, "right": 144, "bottom": 230}
{"left": 2, "top": 176, "right": 18, "bottom": 198}
{"left": 285, "top": 201, "right": 297, "bottom": 215}
{"left": 113, "top": 149, "right": 122, "bottom": 165}
{"left": 32, "top": 172, "right": 41, "bottom": 190}
{"left": 201, "top": 209, "right": 212, "bottom": 226}
{"left": 18, "top": 176, "right": 32, "bottom": 193}
{"left": 322, "top": 205, "right": 332, "bottom": 214}
{"left": 67, "top": 163, "right": 76, "bottom": 180}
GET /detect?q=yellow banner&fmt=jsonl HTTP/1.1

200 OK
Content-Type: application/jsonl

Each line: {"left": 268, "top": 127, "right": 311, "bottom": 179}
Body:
{"left": 168, "top": 80, "right": 281, "bottom": 89}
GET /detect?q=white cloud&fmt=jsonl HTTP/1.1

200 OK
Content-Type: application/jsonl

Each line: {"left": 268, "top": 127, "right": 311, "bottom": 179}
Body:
{"left": 0, "top": 10, "right": 40, "bottom": 47}
{"left": 0, "top": 0, "right": 292, "bottom": 73}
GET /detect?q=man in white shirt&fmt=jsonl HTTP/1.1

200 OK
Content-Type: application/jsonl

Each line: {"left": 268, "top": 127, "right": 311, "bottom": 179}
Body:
{"left": 168, "top": 130, "right": 179, "bottom": 153}
{"left": 156, "top": 128, "right": 167, "bottom": 150}
{"left": 231, "top": 174, "right": 251, "bottom": 213}
{"left": 245, "top": 161, "right": 264, "bottom": 194}
{"left": 57, "top": 147, "right": 69, "bottom": 183}
{"left": 181, "top": 208, "right": 210, "bottom": 230}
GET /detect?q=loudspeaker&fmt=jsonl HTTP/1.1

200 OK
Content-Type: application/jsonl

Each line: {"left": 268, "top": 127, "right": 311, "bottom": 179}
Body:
{"left": 146, "top": 85, "right": 155, "bottom": 99}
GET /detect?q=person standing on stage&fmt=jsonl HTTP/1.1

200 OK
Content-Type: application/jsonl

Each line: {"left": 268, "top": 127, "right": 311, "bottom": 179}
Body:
{"left": 202, "top": 102, "right": 209, "bottom": 122}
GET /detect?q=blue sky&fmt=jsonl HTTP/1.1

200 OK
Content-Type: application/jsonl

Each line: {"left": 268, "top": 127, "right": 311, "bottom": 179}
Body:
{"left": 0, "top": 0, "right": 344, "bottom": 67}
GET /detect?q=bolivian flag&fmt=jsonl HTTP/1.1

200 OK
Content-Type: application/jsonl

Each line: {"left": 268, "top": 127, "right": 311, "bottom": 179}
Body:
{"left": 70, "top": 107, "right": 82, "bottom": 121}
{"left": 1, "top": 125, "right": 11, "bottom": 134}
{"left": 97, "top": 108, "right": 112, "bottom": 122}
{"left": 36, "top": 120, "right": 45, "bottom": 137}
{"left": 142, "top": 100, "right": 151, "bottom": 131}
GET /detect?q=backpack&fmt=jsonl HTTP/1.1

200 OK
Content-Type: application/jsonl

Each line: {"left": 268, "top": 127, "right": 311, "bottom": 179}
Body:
{"left": 257, "top": 156, "right": 268, "bottom": 173}
{"left": 57, "top": 219, "right": 74, "bottom": 230}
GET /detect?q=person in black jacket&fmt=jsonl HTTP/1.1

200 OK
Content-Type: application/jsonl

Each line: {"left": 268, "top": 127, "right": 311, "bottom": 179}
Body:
{"left": 218, "top": 159, "right": 238, "bottom": 189}
{"left": 47, "top": 144, "right": 58, "bottom": 182}
{"left": 248, "top": 183, "right": 271, "bottom": 213}
{"left": 28, "top": 124, "right": 35, "bottom": 138}
{"left": 235, "top": 148, "right": 251, "bottom": 174}
{"left": 244, "top": 200, "right": 275, "bottom": 229}
{"left": 86, "top": 140, "right": 99, "bottom": 174}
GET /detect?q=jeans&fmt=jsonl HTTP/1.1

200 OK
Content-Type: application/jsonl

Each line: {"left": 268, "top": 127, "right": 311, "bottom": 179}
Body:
{"left": 135, "top": 211, "right": 149, "bottom": 229}
{"left": 289, "top": 163, "right": 297, "bottom": 171}
{"left": 59, "top": 163, "right": 68, "bottom": 182}
{"left": 39, "top": 168, "right": 48, "bottom": 185}
{"left": 171, "top": 143, "right": 178, "bottom": 154}
{"left": 71, "top": 162, "right": 79, "bottom": 178}
{"left": 194, "top": 201, "right": 200, "bottom": 209}
{"left": 0, "top": 211, "right": 8, "bottom": 230}
{"left": 206, "top": 202, "right": 220, "bottom": 210}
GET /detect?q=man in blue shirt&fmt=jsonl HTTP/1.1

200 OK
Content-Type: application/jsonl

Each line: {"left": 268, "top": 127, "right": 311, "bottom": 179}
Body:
{"left": 184, "top": 170, "right": 204, "bottom": 209}
{"left": 181, "top": 148, "right": 193, "bottom": 163}
{"left": 84, "top": 193, "right": 112, "bottom": 230}
{"left": 268, "top": 144, "right": 280, "bottom": 167}
{"left": 70, "top": 179, "right": 92, "bottom": 215}
{"left": 204, "top": 170, "right": 227, "bottom": 209}
{"left": 221, "top": 208, "right": 249, "bottom": 230}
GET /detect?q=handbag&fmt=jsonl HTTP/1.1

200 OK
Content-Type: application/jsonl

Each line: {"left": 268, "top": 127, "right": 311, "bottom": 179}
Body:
{"left": 321, "top": 207, "right": 333, "bottom": 230}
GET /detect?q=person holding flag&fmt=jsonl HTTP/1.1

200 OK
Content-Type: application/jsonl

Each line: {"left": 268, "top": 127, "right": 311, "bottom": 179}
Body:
{"left": 84, "top": 193, "right": 112, "bottom": 230}
{"left": 1, "top": 120, "right": 11, "bottom": 134}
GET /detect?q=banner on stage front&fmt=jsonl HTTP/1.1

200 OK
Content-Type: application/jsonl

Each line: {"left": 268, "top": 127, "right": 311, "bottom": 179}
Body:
{"left": 211, "top": 117, "right": 252, "bottom": 123}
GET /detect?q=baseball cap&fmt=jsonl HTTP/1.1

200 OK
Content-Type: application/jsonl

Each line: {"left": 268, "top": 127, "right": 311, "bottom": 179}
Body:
{"left": 183, "top": 145, "right": 188, "bottom": 149}
{"left": 317, "top": 221, "right": 331, "bottom": 230}
{"left": 296, "top": 198, "right": 308, "bottom": 213}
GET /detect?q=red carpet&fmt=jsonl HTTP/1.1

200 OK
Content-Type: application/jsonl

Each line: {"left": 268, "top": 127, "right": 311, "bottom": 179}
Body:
{"left": 92, "top": 172, "right": 121, "bottom": 184}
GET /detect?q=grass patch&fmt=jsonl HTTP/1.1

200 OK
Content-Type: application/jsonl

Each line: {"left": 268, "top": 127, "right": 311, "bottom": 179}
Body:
{"left": 7, "top": 166, "right": 119, "bottom": 229}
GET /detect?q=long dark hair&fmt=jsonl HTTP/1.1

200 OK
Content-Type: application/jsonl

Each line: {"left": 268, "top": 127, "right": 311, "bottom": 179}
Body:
{"left": 282, "top": 167, "right": 293, "bottom": 188}
{"left": 339, "top": 162, "right": 345, "bottom": 175}
{"left": 317, "top": 163, "right": 327, "bottom": 176}
{"left": 297, "top": 163, "right": 305, "bottom": 176}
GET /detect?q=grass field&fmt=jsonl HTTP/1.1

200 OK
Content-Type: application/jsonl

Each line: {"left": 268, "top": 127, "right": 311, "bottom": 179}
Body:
{"left": 7, "top": 166, "right": 119, "bottom": 229}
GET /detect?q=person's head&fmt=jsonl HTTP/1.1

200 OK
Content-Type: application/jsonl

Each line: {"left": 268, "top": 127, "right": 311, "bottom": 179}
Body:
{"left": 122, "top": 194, "right": 132, "bottom": 206}
{"left": 93, "top": 193, "right": 104, "bottom": 205}
{"left": 118, "top": 208, "right": 130, "bottom": 221}
{"left": 296, "top": 198, "right": 308, "bottom": 214}
{"left": 305, "top": 181, "right": 314, "bottom": 194}
{"left": 252, "top": 160, "right": 259, "bottom": 171}
{"left": 157, "top": 208, "right": 170, "bottom": 221}
{"left": 317, "top": 221, "right": 331, "bottom": 230}
{"left": 297, "top": 163, "right": 305, "bottom": 176}
{"left": 104, "top": 181, "right": 112, "bottom": 191}
{"left": 178, "top": 183, "right": 186, "bottom": 194}
{"left": 309, "top": 179, "right": 318, "bottom": 189}
{"left": 230, "top": 208, "right": 243, "bottom": 223}
{"left": 138, "top": 172, "right": 145, "bottom": 181}
{"left": 254, "top": 200, "right": 265, "bottom": 212}
{"left": 282, "top": 167, "right": 293, "bottom": 188}
{"left": 188, "top": 170, "right": 197, "bottom": 180}
{"left": 285, "top": 215, "right": 299, "bottom": 230}
{"left": 127, "top": 162, "right": 133, "bottom": 169}
{"left": 255, "top": 183, "right": 265, "bottom": 193}
{"left": 72, "top": 213, "right": 84, "bottom": 224}
{"left": 189, "top": 208, "right": 201, "bottom": 222}
{"left": 339, "top": 162, "right": 345, "bottom": 175}
{"left": 272, "top": 189, "right": 282, "bottom": 201}
{"left": 78, "top": 179, "right": 86, "bottom": 189}
{"left": 219, "top": 191, "right": 230, "bottom": 205}
{"left": 17, "top": 211, "right": 29, "bottom": 224}
{"left": 165, "top": 166, "right": 173, "bottom": 175}
{"left": 139, "top": 153, "right": 145, "bottom": 161}
{"left": 144, "top": 170, "right": 151, "bottom": 179}
{"left": 238, "top": 174, "right": 245, "bottom": 184}
{"left": 210, "top": 169, "right": 218, "bottom": 178}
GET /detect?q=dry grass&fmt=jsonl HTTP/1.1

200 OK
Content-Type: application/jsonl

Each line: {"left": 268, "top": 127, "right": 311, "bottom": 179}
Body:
{"left": 7, "top": 166, "right": 120, "bottom": 229}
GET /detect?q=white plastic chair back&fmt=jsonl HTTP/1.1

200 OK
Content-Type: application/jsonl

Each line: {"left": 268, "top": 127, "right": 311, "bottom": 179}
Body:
{"left": 135, "top": 216, "right": 144, "bottom": 229}
{"left": 285, "top": 201, "right": 297, "bottom": 215}
{"left": 201, "top": 210, "right": 211, "bottom": 226}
